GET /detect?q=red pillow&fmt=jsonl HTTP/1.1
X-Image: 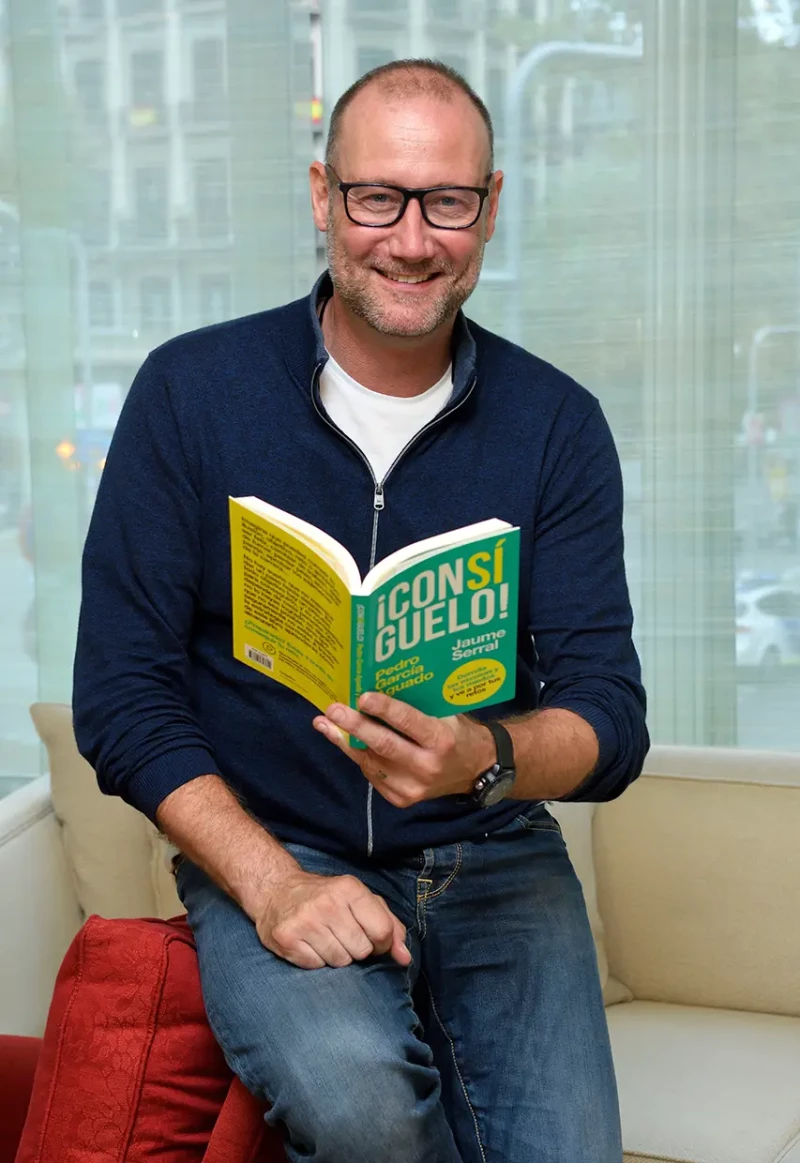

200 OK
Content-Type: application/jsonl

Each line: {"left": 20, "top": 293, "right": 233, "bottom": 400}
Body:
{"left": 15, "top": 915, "right": 234, "bottom": 1162}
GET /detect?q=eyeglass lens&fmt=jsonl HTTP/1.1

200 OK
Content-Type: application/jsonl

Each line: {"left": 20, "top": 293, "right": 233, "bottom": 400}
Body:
{"left": 346, "top": 186, "right": 481, "bottom": 227}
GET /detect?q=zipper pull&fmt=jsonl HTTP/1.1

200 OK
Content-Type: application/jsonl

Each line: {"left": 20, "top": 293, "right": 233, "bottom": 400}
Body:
{"left": 373, "top": 484, "right": 385, "bottom": 511}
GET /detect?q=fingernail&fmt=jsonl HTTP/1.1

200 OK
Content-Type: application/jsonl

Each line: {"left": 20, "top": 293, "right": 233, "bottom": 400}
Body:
{"left": 328, "top": 706, "right": 346, "bottom": 724}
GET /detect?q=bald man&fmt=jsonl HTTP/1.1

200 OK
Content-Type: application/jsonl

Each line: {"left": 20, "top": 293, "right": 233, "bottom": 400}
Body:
{"left": 75, "top": 59, "right": 647, "bottom": 1163}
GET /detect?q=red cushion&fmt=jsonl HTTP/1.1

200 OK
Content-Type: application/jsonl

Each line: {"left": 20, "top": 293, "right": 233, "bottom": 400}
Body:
{"left": 0, "top": 1035, "right": 41, "bottom": 1163}
{"left": 15, "top": 915, "right": 235, "bottom": 1162}
{"left": 205, "top": 1077, "right": 287, "bottom": 1163}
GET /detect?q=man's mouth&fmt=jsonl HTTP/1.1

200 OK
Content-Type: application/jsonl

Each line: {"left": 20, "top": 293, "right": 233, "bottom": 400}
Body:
{"left": 375, "top": 269, "right": 441, "bottom": 285}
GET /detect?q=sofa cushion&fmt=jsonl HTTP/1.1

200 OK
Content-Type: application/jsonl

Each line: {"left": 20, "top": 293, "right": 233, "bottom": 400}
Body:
{"left": 547, "top": 801, "right": 632, "bottom": 1006}
{"left": 14, "top": 915, "right": 235, "bottom": 1162}
{"left": 29, "top": 703, "right": 182, "bottom": 920}
{"left": 594, "top": 770, "right": 800, "bottom": 1014}
{"left": 609, "top": 1001, "right": 800, "bottom": 1163}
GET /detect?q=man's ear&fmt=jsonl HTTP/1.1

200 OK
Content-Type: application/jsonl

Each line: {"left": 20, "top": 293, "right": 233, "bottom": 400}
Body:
{"left": 485, "top": 170, "right": 504, "bottom": 243}
{"left": 309, "top": 161, "right": 330, "bottom": 232}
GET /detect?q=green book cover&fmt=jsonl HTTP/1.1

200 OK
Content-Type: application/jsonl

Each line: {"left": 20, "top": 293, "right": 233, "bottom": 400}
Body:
{"left": 351, "top": 529, "right": 519, "bottom": 717}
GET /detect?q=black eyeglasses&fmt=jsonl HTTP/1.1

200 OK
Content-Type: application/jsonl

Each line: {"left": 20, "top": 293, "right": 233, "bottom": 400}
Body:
{"left": 326, "top": 165, "right": 492, "bottom": 231}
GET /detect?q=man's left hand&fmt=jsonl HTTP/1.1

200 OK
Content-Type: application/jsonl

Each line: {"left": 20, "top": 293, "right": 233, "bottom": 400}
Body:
{"left": 312, "top": 692, "right": 495, "bottom": 808}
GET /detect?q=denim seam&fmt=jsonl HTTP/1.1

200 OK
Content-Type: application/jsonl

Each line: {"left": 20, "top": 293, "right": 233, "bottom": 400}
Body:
{"left": 423, "top": 972, "right": 487, "bottom": 1163}
{"left": 416, "top": 878, "right": 431, "bottom": 939}
{"left": 201, "top": 991, "right": 272, "bottom": 1104}
{"left": 424, "top": 844, "right": 463, "bottom": 900}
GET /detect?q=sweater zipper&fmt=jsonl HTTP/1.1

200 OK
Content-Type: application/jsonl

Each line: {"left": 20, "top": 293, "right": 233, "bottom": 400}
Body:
{"left": 311, "top": 362, "right": 478, "bottom": 856}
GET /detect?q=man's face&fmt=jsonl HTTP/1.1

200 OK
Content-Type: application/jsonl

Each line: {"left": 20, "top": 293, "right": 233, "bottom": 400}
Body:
{"left": 310, "top": 87, "right": 503, "bottom": 339}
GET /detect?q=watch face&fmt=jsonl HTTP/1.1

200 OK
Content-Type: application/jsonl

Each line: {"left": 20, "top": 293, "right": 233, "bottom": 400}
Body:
{"left": 481, "top": 771, "right": 515, "bottom": 806}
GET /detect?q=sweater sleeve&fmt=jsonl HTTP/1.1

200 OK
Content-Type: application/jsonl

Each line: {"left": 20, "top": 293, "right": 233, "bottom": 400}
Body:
{"left": 530, "top": 398, "right": 649, "bottom": 801}
{"left": 72, "top": 354, "right": 223, "bottom": 822}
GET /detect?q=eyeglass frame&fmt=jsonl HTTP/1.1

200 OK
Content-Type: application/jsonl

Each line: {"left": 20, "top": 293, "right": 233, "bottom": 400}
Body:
{"left": 325, "top": 164, "right": 494, "bottom": 231}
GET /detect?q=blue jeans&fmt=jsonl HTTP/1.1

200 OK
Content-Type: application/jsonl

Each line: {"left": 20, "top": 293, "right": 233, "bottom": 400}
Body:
{"left": 176, "top": 803, "right": 622, "bottom": 1163}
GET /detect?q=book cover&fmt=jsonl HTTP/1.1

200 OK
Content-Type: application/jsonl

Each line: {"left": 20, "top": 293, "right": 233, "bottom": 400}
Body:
{"left": 229, "top": 497, "right": 519, "bottom": 722}
{"left": 351, "top": 531, "right": 519, "bottom": 717}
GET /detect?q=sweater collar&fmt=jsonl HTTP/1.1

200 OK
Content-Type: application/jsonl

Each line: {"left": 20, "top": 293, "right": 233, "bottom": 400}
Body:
{"left": 299, "top": 269, "right": 478, "bottom": 401}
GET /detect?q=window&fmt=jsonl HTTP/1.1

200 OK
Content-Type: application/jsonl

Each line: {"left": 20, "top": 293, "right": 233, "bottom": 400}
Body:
{"left": 756, "top": 591, "right": 800, "bottom": 620}
{"left": 356, "top": 47, "right": 394, "bottom": 76}
{"left": 486, "top": 66, "right": 506, "bottom": 137}
{"left": 193, "top": 159, "right": 229, "bottom": 238}
{"left": 88, "top": 281, "right": 115, "bottom": 328}
{"left": 134, "top": 166, "right": 168, "bottom": 240}
{"left": 118, "top": 0, "right": 163, "bottom": 15}
{"left": 1, "top": 1, "right": 314, "bottom": 799}
{"left": 130, "top": 50, "right": 164, "bottom": 121}
{"left": 74, "top": 59, "right": 106, "bottom": 126}
{"left": 350, "top": 0, "right": 409, "bottom": 14}
{"left": 429, "top": 0, "right": 461, "bottom": 20}
{"left": 76, "top": 169, "right": 110, "bottom": 245}
{"left": 437, "top": 54, "right": 469, "bottom": 79}
{"left": 139, "top": 276, "right": 172, "bottom": 329}
{"left": 3, "top": 1, "right": 800, "bottom": 808}
{"left": 198, "top": 274, "right": 232, "bottom": 326}
{"left": 192, "top": 38, "right": 226, "bottom": 117}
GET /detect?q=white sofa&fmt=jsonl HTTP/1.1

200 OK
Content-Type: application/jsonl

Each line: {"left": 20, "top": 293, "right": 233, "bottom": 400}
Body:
{"left": 1, "top": 703, "right": 799, "bottom": 1163}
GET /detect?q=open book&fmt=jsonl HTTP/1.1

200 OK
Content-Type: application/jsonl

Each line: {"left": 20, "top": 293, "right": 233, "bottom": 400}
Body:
{"left": 229, "top": 496, "right": 520, "bottom": 721}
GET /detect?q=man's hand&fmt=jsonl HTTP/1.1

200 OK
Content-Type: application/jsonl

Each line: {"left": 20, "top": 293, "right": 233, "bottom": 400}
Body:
{"left": 312, "top": 692, "right": 495, "bottom": 809}
{"left": 255, "top": 868, "right": 412, "bottom": 971}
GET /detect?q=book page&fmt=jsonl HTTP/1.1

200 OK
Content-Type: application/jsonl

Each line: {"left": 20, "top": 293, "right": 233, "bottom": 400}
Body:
{"left": 230, "top": 499, "right": 352, "bottom": 712}
{"left": 233, "top": 496, "right": 361, "bottom": 591}
{"left": 361, "top": 518, "right": 512, "bottom": 595}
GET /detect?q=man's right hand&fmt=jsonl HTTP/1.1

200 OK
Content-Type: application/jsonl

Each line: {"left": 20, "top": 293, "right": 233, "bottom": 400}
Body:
{"left": 255, "top": 871, "right": 412, "bottom": 971}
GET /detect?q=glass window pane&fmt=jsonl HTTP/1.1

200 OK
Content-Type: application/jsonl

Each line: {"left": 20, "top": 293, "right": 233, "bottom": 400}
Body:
{"left": 134, "top": 167, "right": 168, "bottom": 240}
{"left": 193, "top": 158, "right": 230, "bottom": 238}
{"left": 1, "top": 3, "right": 316, "bottom": 798}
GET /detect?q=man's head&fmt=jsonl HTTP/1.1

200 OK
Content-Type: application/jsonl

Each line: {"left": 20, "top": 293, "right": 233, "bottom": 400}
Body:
{"left": 309, "top": 59, "right": 503, "bottom": 340}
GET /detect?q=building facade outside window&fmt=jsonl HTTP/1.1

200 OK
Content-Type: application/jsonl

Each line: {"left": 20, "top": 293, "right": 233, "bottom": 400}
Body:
{"left": 133, "top": 166, "right": 168, "bottom": 241}
{"left": 74, "top": 59, "right": 106, "bottom": 127}
{"left": 139, "top": 276, "right": 172, "bottom": 330}
{"left": 88, "top": 280, "right": 115, "bottom": 330}
{"left": 129, "top": 49, "right": 165, "bottom": 124}
{"left": 192, "top": 37, "right": 226, "bottom": 118}
{"left": 193, "top": 158, "right": 230, "bottom": 239}
{"left": 198, "top": 273, "right": 232, "bottom": 326}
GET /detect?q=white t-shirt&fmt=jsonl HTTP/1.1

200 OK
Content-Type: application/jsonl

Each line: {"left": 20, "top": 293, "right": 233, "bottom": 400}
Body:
{"left": 319, "top": 352, "right": 453, "bottom": 484}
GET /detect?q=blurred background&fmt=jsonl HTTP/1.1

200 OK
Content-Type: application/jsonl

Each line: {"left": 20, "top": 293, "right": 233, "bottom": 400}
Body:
{"left": 1, "top": 0, "right": 799, "bottom": 797}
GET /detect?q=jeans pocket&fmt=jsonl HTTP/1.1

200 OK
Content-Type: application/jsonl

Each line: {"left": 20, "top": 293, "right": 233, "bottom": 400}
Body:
{"left": 514, "top": 802, "right": 563, "bottom": 835}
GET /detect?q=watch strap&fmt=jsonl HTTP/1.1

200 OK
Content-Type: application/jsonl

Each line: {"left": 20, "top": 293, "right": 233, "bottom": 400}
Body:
{"left": 483, "top": 719, "right": 514, "bottom": 771}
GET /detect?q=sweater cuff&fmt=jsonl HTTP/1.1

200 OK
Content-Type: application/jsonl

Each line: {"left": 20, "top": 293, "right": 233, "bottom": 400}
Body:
{"left": 125, "top": 746, "right": 223, "bottom": 824}
{"left": 548, "top": 700, "right": 618, "bottom": 802}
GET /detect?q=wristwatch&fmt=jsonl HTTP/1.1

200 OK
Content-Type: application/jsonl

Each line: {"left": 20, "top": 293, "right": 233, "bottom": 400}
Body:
{"left": 470, "top": 720, "right": 516, "bottom": 807}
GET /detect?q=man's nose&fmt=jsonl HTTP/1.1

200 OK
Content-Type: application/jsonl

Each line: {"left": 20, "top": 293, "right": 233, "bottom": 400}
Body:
{"left": 387, "top": 197, "right": 436, "bottom": 262}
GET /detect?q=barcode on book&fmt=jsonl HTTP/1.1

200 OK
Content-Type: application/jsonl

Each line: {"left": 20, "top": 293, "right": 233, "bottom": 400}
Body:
{"left": 245, "top": 645, "right": 274, "bottom": 671}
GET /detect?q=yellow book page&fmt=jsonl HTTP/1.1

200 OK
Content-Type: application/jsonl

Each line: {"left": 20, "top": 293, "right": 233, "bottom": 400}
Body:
{"left": 230, "top": 500, "right": 351, "bottom": 712}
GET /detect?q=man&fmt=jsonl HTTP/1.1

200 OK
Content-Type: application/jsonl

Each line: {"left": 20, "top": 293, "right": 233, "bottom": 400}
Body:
{"left": 74, "top": 59, "right": 648, "bottom": 1163}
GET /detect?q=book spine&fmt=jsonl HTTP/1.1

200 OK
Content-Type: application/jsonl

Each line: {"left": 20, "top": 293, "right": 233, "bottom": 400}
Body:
{"left": 350, "top": 596, "right": 368, "bottom": 750}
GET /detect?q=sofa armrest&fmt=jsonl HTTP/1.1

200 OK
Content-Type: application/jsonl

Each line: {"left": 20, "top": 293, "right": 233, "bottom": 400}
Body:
{"left": 0, "top": 778, "right": 83, "bottom": 1036}
{"left": 594, "top": 747, "right": 800, "bottom": 1016}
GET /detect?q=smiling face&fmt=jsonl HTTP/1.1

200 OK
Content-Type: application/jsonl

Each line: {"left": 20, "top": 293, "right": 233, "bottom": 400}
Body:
{"left": 310, "top": 82, "right": 503, "bottom": 339}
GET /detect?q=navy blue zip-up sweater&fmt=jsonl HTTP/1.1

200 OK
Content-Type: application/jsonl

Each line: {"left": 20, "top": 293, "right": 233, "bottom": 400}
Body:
{"left": 73, "top": 272, "right": 648, "bottom": 860}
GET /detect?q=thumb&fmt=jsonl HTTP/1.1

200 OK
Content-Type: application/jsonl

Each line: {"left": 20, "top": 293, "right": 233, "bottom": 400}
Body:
{"left": 391, "top": 918, "right": 412, "bottom": 966}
